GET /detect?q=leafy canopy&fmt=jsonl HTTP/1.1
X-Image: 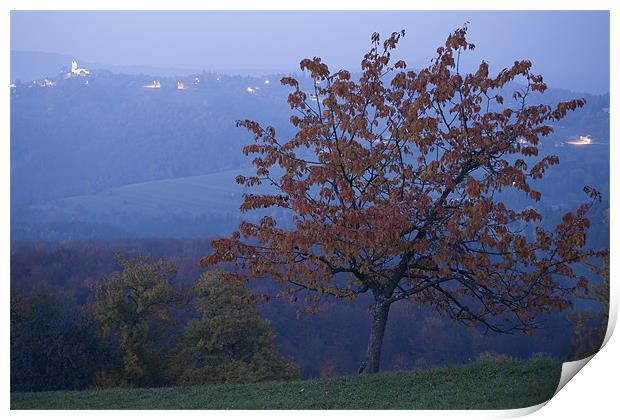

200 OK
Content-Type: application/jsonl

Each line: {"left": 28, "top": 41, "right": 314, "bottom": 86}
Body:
{"left": 202, "top": 26, "right": 601, "bottom": 335}
{"left": 92, "top": 253, "right": 182, "bottom": 387}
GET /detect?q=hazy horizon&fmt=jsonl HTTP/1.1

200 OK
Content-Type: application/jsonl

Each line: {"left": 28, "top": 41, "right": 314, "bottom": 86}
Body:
{"left": 11, "top": 10, "right": 610, "bottom": 95}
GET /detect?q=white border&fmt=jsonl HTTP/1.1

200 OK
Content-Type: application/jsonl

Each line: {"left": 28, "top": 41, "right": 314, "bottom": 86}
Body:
{"left": 2, "top": 0, "right": 617, "bottom": 11}
{"left": 2, "top": 1, "right": 617, "bottom": 419}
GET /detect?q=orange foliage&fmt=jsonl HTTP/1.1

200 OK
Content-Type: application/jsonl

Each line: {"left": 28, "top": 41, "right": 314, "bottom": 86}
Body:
{"left": 202, "top": 26, "right": 602, "bottom": 338}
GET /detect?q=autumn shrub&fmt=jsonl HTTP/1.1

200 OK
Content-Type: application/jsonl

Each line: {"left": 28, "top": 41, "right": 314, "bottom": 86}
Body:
{"left": 91, "top": 253, "right": 183, "bottom": 387}
{"left": 570, "top": 251, "right": 610, "bottom": 359}
{"left": 174, "top": 271, "right": 299, "bottom": 385}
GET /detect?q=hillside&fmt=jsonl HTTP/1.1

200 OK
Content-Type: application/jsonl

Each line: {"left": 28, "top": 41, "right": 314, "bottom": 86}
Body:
{"left": 11, "top": 360, "right": 561, "bottom": 410}
{"left": 29, "top": 168, "right": 276, "bottom": 217}
{"left": 11, "top": 51, "right": 204, "bottom": 82}
{"left": 14, "top": 168, "right": 285, "bottom": 239}
{"left": 10, "top": 66, "right": 295, "bottom": 209}
{"left": 10, "top": 64, "right": 609, "bottom": 209}
{"left": 11, "top": 50, "right": 286, "bottom": 83}
{"left": 13, "top": 161, "right": 610, "bottom": 243}
{"left": 10, "top": 64, "right": 610, "bottom": 241}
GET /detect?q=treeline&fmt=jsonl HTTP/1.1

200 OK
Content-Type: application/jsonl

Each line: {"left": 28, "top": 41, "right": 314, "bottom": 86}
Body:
{"left": 11, "top": 237, "right": 607, "bottom": 392}
{"left": 11, "top": 253, "right": 298, "bottom": 392}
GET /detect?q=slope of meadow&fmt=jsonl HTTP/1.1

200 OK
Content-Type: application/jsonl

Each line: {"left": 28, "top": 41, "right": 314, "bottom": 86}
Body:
{"left": 11, "top": 360, "right": 561, "bottom": 410}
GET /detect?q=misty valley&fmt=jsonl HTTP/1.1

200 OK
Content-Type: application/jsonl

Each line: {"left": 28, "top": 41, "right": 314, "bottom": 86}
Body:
{"left": 9, "top": 20, "right": 611, "bottom": 410}
{"left": 10, "top": 55, "right": 610, "bottom": 242}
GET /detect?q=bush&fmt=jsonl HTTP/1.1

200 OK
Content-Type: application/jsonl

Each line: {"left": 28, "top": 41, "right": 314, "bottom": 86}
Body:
{"left": 91, "top": 253, "right": 183, "bottom": 387}
{"left": 175, "top": 271, "right": 299, "bottom": 385}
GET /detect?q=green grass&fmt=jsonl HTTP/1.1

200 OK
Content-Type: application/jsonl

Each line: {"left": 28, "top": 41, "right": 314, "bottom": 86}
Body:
{"left": 11, "top": 360, "right": 561, "bottom": 410}
{"left": 31, "top": 167, "right": 276, "bottom": 219}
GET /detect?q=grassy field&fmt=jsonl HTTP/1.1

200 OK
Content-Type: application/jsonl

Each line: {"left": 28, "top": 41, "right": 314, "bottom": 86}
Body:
{"left": 32, "top": 168, "right": 271, "bottom": 218}
{"left": 11, "top": 360, "right": 561, "bottom": 410}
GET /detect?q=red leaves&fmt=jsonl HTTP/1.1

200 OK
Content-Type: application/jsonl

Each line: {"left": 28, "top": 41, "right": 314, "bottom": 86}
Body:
{"left": 465, "top": 177, "right": 481, "bottom": 198}
{"left": 475, "top": 61, "right": 489, "bottom": 79}
{"left": 531, "top": 155, "right": 560, "bottom": 178}
{"left": 280, "top": 77, "right": 298, "bottom": 87}
{"left": 520, "top": 207, "right": 542, "bottom": 223}
{"left": 394, "top": 60, "right": 407, "bottom": 69}
{"left": 583, "top": 185, "right": 602, "bottom": 202}
{"left": 199, "top": 26, "right": 600, "bottom": 334}
{"left": 300, "top": 57, "right": 330, "bottom": 80}
{"left": 287, "top": 91, "right": 308, "bottom": 110}
{"left": 336, "top": 70, "right": 351, "bottom": 81}
{"left": 444, "top": 24, "right": 475, "bottom": 51}
{"left": 552, "top": 99, "right": 586, "bottom": 120}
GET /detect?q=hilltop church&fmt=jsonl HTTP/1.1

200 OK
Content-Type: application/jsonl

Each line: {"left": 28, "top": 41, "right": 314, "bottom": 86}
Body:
{"left": 63, "top": 60, "right": 90, "bottom": 78}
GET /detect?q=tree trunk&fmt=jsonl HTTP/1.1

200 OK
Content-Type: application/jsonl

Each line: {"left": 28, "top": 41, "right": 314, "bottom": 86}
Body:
{"left": 359, "top": 300, "right": 391, "bottom": 374}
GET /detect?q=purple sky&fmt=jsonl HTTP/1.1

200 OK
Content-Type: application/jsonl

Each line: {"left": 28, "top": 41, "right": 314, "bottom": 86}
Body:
{"left": 11, "top": 10, "right": 610, "bottom": 94}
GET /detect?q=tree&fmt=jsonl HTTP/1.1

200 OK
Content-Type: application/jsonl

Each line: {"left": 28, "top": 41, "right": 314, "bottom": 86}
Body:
{"left": 11, "top": 283, "right": 117, "bottom": 392}
{"left": 174, "top": 271, "right": 299, "bottom": 384}
{"left": 201, "top": 26, "right": 602, "bottom": 373}
{"left": 91, "top": 253, "right": 182, "bottom": 387}
{"left": 571, "top": 250, "right": 609, "bottom": 359}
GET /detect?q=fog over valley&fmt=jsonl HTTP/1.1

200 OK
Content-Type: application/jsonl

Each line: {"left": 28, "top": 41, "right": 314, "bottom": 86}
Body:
{"left": 9, "top": 11, "right": 611, "bottom": 397}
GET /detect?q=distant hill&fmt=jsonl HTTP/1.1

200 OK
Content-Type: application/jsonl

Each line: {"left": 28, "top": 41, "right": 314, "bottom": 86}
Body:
{"left": 10, "top": 67, "right": 296, "bottom": 208}
{"left": 11, "top": 51, "right": 74, "bottom": 83}
{"left": 10, "top": 50, "right": 206, "bottom": 82}
{"left": 11, "top": 50, "right": 289, "bottom": 83}
{"left": 10, "top": 63, "right": 609, "bottom": 240}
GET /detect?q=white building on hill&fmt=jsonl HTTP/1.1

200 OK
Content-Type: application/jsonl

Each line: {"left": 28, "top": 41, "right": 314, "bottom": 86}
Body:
{"left": 70, "top": 60, "right": 90, "bottom": 77}
{"left": 144, "top": 80, "right": 161, "bottom": 89}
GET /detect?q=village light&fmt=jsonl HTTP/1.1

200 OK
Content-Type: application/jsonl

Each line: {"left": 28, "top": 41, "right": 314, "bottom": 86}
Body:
{"left": 566, "top": 135, "right": 593, "bottom": 146}
{"left": 144, "top": 80, "right": 161, "bottom": 89}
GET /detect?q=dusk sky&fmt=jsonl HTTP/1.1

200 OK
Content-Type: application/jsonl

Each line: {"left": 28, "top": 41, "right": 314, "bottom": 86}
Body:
{"left": 11, "top": 10, "right": 610, "bottom": 94}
